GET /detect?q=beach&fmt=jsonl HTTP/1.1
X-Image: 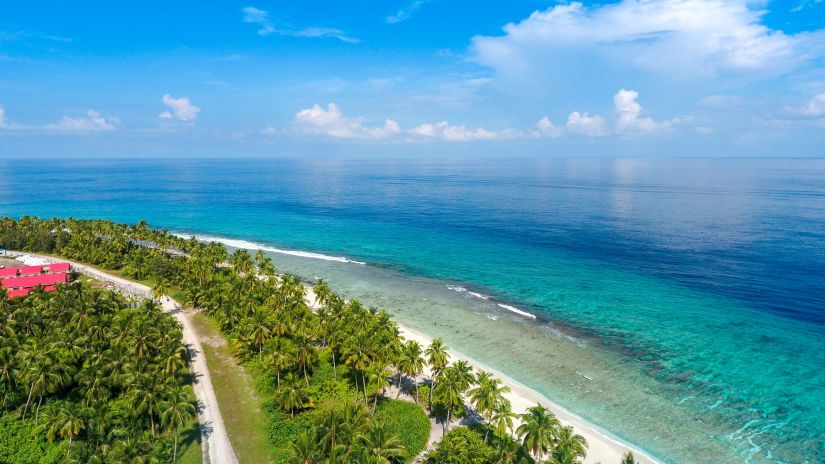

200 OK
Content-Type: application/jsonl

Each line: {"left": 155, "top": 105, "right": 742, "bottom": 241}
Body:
{"left": 397, "top": 323, "right": 657, "bottom": 464}
{"left": 305, "top": 286, "right": 656, "bottom": 464}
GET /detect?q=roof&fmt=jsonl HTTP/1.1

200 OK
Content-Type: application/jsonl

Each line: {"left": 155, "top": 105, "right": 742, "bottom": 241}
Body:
{"left": 7, "top": 288, "right": 31, "bottom": 298}
{"left": 2, "top": 273, "right": 68, "bottom": 289}
{"left": 20, "top": 265, "right": 43, "bottom": 275}
{"left": 48, "top": 263, "right": 71, "bottom": 272}
{"left": 0, "top": 267, "right": 19, "bottom": 278}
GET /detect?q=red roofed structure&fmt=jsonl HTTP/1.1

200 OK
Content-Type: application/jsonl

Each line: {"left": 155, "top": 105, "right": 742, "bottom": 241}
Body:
{"left": 0, "top": 262, "right": 71, "bottom": 298}
{"left": 3, "top": 273, "right": 69, "bottom": 289}
{"left": 6, "top": 288, "right": 31, "bottom": 298}
{"left": 48, "top": 263, "right": 71, "bottom": 273}
{"left": 20, "top": 265, "right": 43, "bottom": 276}
{"left": 0, "top": 267, "right": 18, "bottom": 278}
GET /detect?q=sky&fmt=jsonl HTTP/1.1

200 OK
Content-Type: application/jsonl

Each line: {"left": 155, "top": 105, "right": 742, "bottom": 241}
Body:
{"left": 1, "top": 0, "right": 824, "bottom": 158}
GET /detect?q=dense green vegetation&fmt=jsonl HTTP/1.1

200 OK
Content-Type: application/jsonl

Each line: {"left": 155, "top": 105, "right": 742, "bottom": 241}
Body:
{"left": 0, "top": 280, "right": 198, "bottom": 462}
{"left": 1, "top": 216, "right": 642, "bottom": 464}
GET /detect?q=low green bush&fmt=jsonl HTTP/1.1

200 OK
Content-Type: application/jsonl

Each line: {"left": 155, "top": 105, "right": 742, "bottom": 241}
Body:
{"left": 0, "top": 414, "right": 62, "bottom": 464}
{"left": 376, "top": 399, "right": 431, "bottom": 460}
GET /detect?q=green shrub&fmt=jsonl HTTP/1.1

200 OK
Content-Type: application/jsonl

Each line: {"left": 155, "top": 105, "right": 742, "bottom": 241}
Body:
{"left": 375, "top": 399, "right": 431, "bottom": 461}
{"left": 425, "top": 426, "right": 494, "bottom": 464}
{"left": 0, "top": 414, "right": 63, "bottom": 464}
{"left": 416, "top": 385, "right": 431, "bottom": 407}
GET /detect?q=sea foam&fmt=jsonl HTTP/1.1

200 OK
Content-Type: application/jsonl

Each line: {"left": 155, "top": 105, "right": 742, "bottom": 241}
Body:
{"left": 497, "top": 303, "right": 537, "bottom": 319}
{"left": 172, "top": 233, "right": 366, "bottom": 265}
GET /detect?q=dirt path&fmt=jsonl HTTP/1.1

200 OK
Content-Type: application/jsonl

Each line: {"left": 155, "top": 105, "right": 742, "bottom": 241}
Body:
{"left": 13, "top": 254, "right": 239, "bottom": 464}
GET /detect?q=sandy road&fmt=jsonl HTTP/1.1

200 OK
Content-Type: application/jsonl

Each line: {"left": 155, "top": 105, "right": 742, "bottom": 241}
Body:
{"left": 12, "top": 254, "right": 239, "bottom": 464}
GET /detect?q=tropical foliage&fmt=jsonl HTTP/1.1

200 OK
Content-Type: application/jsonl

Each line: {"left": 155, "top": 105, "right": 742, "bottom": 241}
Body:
{"left": 0, "top": 216, "right": 632, "bottom": 464}
{"left": 0, "top": 280, "right": 197, "bottom": 462}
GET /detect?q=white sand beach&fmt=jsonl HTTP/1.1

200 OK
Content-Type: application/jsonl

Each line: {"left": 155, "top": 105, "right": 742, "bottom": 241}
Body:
{"left": 305, "top": 287, "right": 658, "bottom": 464}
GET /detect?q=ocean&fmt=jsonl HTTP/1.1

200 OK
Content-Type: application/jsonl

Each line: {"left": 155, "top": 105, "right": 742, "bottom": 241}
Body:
{"left": 1, "top": 157, "right": 823, "bottom": 463}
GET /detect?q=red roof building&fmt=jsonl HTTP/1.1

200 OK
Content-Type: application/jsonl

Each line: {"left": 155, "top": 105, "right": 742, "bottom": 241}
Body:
{"left": 0, "top": 267, "right": 19, "bottom": 278}
{"left": 20, "top": 265, "right": 43, "bottom": 276}
{"left": 0, "top": 262, "right": 72, "bottom": 299}
{"left": 2, "top": 272, "right": 68, "bottom": 289}
{"left": 48, "top": 263, "right": 71, "bottom": 273}
{"left": 6, "top": 288, "right": 31, "bottom": 298}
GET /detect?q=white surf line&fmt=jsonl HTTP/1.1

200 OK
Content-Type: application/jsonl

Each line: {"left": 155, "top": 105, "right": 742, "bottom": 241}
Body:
{"left": 15, "top": 252, "right": 239, "bottom": 464}
{"left": 172, "top": 232, "right": 367, "bottom": 265}
{"left": 445, "top": 284, "right": 536, "bottom": 319}
{"left": 496, "top": 303, "right": 538, "bottom": 319}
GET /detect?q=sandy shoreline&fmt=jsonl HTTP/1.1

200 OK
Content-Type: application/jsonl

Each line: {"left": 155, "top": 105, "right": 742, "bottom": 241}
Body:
{"left": 397, "top": 323, "right": 658, "bottom": 464}
{"left": 305, "top": 287, "right": 658, "bottom": 464}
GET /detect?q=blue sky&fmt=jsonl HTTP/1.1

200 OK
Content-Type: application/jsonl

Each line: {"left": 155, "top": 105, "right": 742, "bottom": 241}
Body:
{"left": 1, "top": 0, "right": 824, "bottom": 157}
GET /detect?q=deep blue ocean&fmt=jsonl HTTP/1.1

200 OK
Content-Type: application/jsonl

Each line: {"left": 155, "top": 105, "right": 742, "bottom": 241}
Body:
{"left": 1, "top": 157, "right": 823, "bottom": 463}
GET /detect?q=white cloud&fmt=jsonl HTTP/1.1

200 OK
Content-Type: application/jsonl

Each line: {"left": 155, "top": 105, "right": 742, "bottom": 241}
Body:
{"left": 0, "top": 107, "right": 7, "bottom": 128}
{"left": 160, "top": 94, "right": 200, "bottom": 122}
{"left": 793, "top": 92, "right": 825, "bottom": 117}
{"left": 294, "top": 103, "right": 400, "bottom": 139}
{"left": 242, "top": 6, "right": 273, "bottom": 35}
{"left": 792, "top": 0, "right": 824, "bottom": 12}
{"left": 471, "top": 0, "right": 821, "bottom": 81}
{"left": 534, "top": 116, "right": 563, "bottom": 138}
{"left": 566, "top": 111, "right": 608, "bottom": 137}
{"left": 386, "top": 0, "right": 430, "bottom": 24}
{"left": 409, "top": 121, "right": 500, "bottom": 141}
{"left": 243, "top": 6, "right": 358, "bottom": 43}
{"left": 46, "top": 109, "right": 118, "bottom": 133}
{"left": 614, "top": 89, "right": 678, "bottom": 135}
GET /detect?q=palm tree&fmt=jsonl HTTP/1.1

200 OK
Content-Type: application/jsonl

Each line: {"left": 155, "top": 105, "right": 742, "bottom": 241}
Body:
{"left": 549, "top": 425, "right": 588, "bottom": 464}
{"left": 56, "top": 406, "right": 87, "bottom": 457}
{"left": 359, "top": 421, "right": 407, "bottom": 463}
{"left": 517, "top": 404, "right": 560, "bottom": 461}
{"left": 151, "top": 279, "right": 169, "bottom": 302}
{"left": 621, "top": 451, "right": 639, "bottom": 464}
{"left": 433, "top": 367, "right": 466, "bottom": 436}
{"left": 315, "top": 407, "right": 344, "bottom": 455}
{"left": 263, "top": 340, "right": 295, "bottom": 388}
{"left": 293, "top": 335, "right": 317, "bottom": 387}
{"left": 313, "top": 280, "right": 333, "bottom": 308}
{"left": 159, "top": 391, "right": 197, "bottom": 461}
{"left": 491, "top": 399, "right": 515, "bottom": 438}
{"left": 396, "top": 340, "right": 425, "bottom": 400}
{"left": 366, "top": 363, "right": 391, "bottom": 413}
{"left": 469, "top": 371, "right": 511, "bottom": 441}
{"left": 288, "top": 430, "right": 320, "bottom": 464}
{"left": 340, "top": 401, "right": 372, "bottom": 450}
{"left": 277, "top": 374, "right": 308, "bottom": 418}
{"left": 425, "top": 338, "right": 449, "bottom": 409}
{"left": 344, "top": 334, "right": 373, "bottom": 403}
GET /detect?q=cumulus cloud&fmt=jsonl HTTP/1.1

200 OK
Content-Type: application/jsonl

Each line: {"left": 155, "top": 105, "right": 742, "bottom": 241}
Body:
{"left": 289, "top": 92, "right": 684, "bottom": 142}
{"left": 534, "top": 116, "right": 563, "bottom": 138}
{"left": 0, "top": 107, "right": 7, "bottom": 128}
{"left": 409, "top": 121, "right": 500, "bottom": 141}
{"left": 614, "top": 89, "right": 680, "bottom": 135}
{"left": 243, "top": 6, "right": 358, "bottom": 43}
{"left": 160, "top": 94, "right": 200, "bottom": 122}
{"left": 294, "top": 103, "right": 400, "bottom": 139}
{"left": 566, "top": 111, "right": 608, "bottom": 137}
{"left": 471, "top": 0, "right": 821, "bottom": 81}
{"left": 46, "top": 109, "right": 118, "bottom": 133}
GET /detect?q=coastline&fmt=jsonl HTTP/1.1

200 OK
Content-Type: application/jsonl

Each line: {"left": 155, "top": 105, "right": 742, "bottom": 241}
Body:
{"left": 304, "top": 286, "right": 658, "bottom": 464}
{"left": 397, "top": 323, "right": 658, "bottom": 464}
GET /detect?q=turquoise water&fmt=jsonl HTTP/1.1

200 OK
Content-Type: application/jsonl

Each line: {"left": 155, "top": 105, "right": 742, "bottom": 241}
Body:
{"left": 0, "top": 157, "right": 823, "bottom": 462}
